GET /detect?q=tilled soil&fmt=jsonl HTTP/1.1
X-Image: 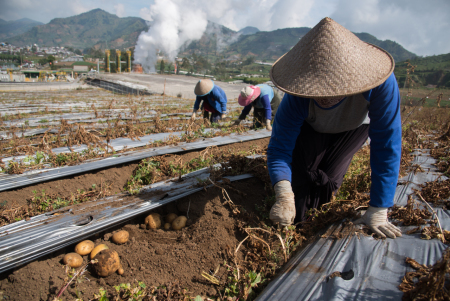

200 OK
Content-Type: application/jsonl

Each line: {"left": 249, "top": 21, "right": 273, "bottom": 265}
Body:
{"left": 0, "top": 138, "right": 269, "bottom": 208}
{"left": 0, "top": 177, "right": 268, "bottom": 301}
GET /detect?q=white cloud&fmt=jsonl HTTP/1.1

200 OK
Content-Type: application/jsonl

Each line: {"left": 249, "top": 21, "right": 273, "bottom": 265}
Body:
{"left": 330, "top": 0, "right": 450, "bottom": 56}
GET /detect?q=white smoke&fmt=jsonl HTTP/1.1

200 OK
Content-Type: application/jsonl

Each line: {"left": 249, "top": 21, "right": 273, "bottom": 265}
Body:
{"left": 134, "top": 0, "right": 207, "bottom": 73}
{"left": 205, "top": 22, "right": 241, "bottom": 53}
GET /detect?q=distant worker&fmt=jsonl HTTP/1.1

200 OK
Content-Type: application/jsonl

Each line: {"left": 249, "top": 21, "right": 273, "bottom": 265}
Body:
{"left": 267, "top": 17, "right": 402, "bottom": 239}
{"left": 191, "top": 79, "right": 227, "bottom": 123}
{"left": 234, "top": 84, "right": 281, "bottom": 130}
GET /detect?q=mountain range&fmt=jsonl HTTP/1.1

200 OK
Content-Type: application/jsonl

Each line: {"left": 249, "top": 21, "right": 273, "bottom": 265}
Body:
{"left": 0, "top": 18, "right": 43, "bottom": 40}
{"left": 5, "top": 9, "right": 417, "bottom": 62}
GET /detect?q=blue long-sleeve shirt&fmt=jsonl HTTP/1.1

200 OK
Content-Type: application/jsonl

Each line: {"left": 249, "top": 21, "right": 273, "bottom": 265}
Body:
{"left": 240, "top": 84, "right": 274, "bottom": 120}
{"left": 267, "top": 73, "right": 402, "bottom": 208}
{"left": 193, "top": 85, "right": 227, "bottom": 113}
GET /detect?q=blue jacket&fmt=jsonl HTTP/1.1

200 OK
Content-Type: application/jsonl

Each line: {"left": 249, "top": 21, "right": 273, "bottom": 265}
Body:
{"left": 193, "top": 85, "right": 227, "bottom": 113}
{"left": 267, "top": 73, "right": 402, "bottom": 208}
{"left": 241, "top": 84, "right": 275, "bottom": 120}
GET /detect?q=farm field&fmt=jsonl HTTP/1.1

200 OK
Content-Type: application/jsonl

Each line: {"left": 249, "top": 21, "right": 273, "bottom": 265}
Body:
{"left": 0, "top": 81, "right": 449, "bottom": 300}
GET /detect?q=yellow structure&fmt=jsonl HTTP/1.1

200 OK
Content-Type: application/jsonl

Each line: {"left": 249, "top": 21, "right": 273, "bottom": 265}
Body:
{"left": 6, "top": 69, "right": 13, "bottom": 81}
{"left": 105, "top": 50, "right": 110, "bottom": 73}
{"left": 115, "top": 50, "right": 121, "bottom": 73}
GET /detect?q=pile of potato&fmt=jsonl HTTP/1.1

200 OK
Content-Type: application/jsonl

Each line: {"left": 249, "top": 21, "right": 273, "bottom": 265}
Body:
{"left": 63, "top": 230, "right": 128, "bottom": 277}
{"left": 62, "top": 211, "right": 187, "bottom": 277}
{"left": 145, "top": 213, "right": 187, "bottom": 230}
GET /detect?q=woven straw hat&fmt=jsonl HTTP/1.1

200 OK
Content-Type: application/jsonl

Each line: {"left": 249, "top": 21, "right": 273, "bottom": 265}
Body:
{"left": 194, "top": 79, "right": 214, "bottom": 96}
{"left": 238, "top": 86, "right": 261, "bottom": 106}
{"left": 270, "top": 17, "right": 395, "bottom": 98}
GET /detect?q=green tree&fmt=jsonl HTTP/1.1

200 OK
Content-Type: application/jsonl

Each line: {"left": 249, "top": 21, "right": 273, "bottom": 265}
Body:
{"left": 74, "top": 49, "right": 82, "bottom": 55}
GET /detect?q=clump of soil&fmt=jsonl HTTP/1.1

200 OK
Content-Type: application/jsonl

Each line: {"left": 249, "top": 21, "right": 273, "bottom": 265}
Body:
{"left": 0, "top": 177, "right": 268, "bottom": 300}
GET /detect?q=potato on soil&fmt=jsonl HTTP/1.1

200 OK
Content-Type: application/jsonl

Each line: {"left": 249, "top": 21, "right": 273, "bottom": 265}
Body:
{"left": 172, "top": 216, "right": 187, "bottom": 230}
{"left": 112, "top": 230, "right": 129, "bottom": 244}
{"left": 145, "top": 213, "right": 161, "bottom": 229}
{"left": 63, "top": 253, "right": 83, "bottom": 268}
{"left": 164, "top": 222, "right": 171, "bottom": 230}
{"left": 94, "top": 250, "right": 121, "bottom": 277}
{"left": 117, "top": 265, "right": 124, "bottom": 275}
{"left": 74, "top": 240, "right": 94, "bottom": 256}
{"left": 165, "top": 213, "right": 178, "bottom": 224}
{"left": 90, "top": 244, "right": 109, "bottom": 259}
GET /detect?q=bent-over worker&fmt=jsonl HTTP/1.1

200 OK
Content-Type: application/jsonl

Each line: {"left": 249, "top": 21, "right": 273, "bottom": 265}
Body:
{"left": 234, "top": 84, "right": 281, "bottom": 130}
{"left": 191, "top": 79, "right": 227, "bottom": 123}
{"left": 267, "top": 17, "right": 402, "bottom": 239}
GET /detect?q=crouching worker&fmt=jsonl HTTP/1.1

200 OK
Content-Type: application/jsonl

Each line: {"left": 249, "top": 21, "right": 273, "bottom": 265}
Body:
{"left": 191, "top": 79, "right": 227, "bottom": 123}
{"left": 234, "top": 84, "right": 281, "bottom": 130}
{"left": 267, "top": 17, "right": 402, "bottom": 239}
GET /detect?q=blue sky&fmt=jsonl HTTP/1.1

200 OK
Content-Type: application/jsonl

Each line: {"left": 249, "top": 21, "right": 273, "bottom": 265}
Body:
{"left": 0, "top": 0, "right": 449, "bottom": 56}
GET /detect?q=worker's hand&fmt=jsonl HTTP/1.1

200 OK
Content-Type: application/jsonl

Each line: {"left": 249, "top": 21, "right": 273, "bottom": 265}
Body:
{"left": 270, "top": 180, "right": 296, "bottom": 226}
{"left": 234, "top": 119, "right": 243, "bottom": 126}
{"left": 265, "top": 119, "right": 272, "bottom": 131}
{"left": 355, "top": 206, "right": 402, "bottom": 239}
{"left": 191, "top": 112, "right": 196, "bottom": 120}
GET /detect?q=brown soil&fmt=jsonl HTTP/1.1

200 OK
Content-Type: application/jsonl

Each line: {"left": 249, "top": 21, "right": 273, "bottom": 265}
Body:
{"left": 0, "top": 177, "right": 268, "bottom": 301}
{"left": 0, "top": 138, "right": 269, "bottom": 208}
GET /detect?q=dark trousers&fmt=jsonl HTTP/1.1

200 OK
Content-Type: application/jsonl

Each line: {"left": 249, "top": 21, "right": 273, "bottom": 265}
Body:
{"left": 203, "top": 110, "right": 222, "bottom": 123}
{"left": 253, "top": 91, "right": 281, "bottom": 128}
{"left": 291, "top": 122, "right": 369, "bottom": 223}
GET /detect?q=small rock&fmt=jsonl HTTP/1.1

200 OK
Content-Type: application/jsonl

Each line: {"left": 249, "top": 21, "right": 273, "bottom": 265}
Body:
{"left": 139, "top": 224, "right": 146, "bottom": 229}
{"left": 97, "top": 278, "right": 106, "bottom": 286}
{"left": 140, "top": 266, "right": 145, "bottom": 271}
{"left": 103, "top": 233, "right": 113, "bottom": 240}
{"left": 155, "top": 249, "right": 164, "bottom": 255}
{"left": 131, "top": 237, "right": 136, "bottom": 243}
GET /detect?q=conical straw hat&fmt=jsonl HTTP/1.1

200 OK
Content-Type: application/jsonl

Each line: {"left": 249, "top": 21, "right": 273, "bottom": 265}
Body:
{"left": 194, "top": 79, "right": 214, "bottom": 96}
{"left": 270, "top": 17, "right": 395, "bottom": 98}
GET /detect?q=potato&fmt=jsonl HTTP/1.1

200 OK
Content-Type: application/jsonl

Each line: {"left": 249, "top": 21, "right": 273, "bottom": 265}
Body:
{"left": 63, "top": 253, "right": 83, "bottom": 268}
{"left": 165, "top": 213, "right": 178, "bottom": 224}
{"left": 74, "top": 240, "right": 95, "bottom": 256}
{"left": 94, "top": 250, "right": 121, "bottom": 277}
{"left": 164, "top": 223, "right": 171, "bottom": 230}
{"left": 117, "top": 265, "right": 124, "bottom": 275}
{"left": 90, "top": 244, "right": 109, "bottom": 259}
{"left": 171, "top": 216, "right": 187, "bottom": 230}
{"left": 112, "top": 230, "right": 129, "bottom": 244}
{"left": 145, "top": 213, "right": 161, "bottom": 229}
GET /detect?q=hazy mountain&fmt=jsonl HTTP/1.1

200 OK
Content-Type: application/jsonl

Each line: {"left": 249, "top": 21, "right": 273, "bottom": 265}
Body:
{"left": 225, "top": 28, "right": 417, "bottom": 63}
{"left": 0, "top": 18, "right": 43, "bottom": 40}
{"left": 5, "top": 9, "right": 148, "bottom": 49}
{"left": 238, "top": 26, "right": 260, "bottom": 35}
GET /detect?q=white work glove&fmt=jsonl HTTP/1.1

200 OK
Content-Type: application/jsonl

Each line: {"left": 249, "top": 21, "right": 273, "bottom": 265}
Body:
{"left": 265, "top": 119, "right": 272, "bottom": 131}
{"left": 191, "top": 112, "right": 196, "bottom": 120}
{"left": 355, "top": 206, "right": 402, "bottom": 239}
{"left": 234, "top": 119, "right": 243, "bottom": 126}
{"left": 222, "top": 113, "right": 227, "bottom": 119}
{"left": 269, "top": 180, "right": 296, "bottom": 226}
